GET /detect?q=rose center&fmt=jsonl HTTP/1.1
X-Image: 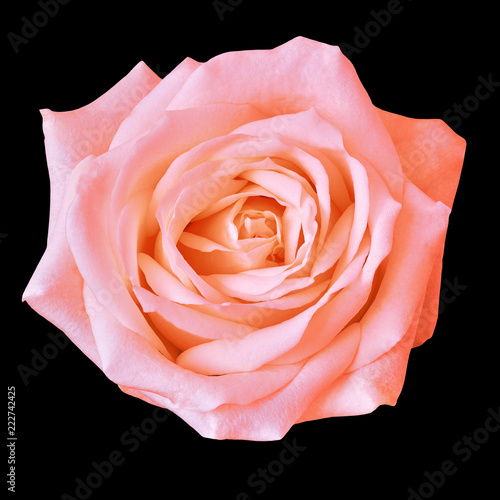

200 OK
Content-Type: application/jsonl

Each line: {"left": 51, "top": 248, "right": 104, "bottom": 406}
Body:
{"left": 177, "top": 192, "right": 289, "bottom": 273}
{"left": 237, "top": 212, "right": 277, "bottom": 239}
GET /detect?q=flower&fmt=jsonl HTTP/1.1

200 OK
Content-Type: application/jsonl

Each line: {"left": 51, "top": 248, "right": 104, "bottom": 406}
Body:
{"left": 23, "top": 36, "right": 466, "bottom": 441}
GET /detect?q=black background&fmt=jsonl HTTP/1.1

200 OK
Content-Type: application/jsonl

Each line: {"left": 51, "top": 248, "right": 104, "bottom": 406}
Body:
{"left": 4, "top": 0, "right": 498, "bottom": 498}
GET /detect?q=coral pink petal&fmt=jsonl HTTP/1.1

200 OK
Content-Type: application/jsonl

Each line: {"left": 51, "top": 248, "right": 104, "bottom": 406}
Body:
{"left": 270, "top": 235, "right": 372, "bottom": 365}
{"left": 133, "top": 286, "right": 255, "bottom": 345}
{"left": 41, "top": 62, "right": 159, "bottom": 240}
{"left": 272, "top": 162, "right": 401, "bottom": 365}
{"left": 117, "top": 189, "right": 151, "bottom": 288}
{"left": 169, "top": 36, "right": 403, "bottom": 199}
{"left": 298, "top": 320, "right": 416, "bottom": 421}
{"left": 231, "top": 108, "right": 352, "bottom": 229}
{"left": 350, "top": 181, "right": 451, "bottom": 371}
{"left": 185, "top": 281, "right": 329, "bottom": 331}
{"left": 137, "top": 253, "right": 208, "bottom": 306}
{"left": 377, "top": 109, "right": 466, "bottom": 209}
{"left": 110, "top": 58, "right": 201, "bottom": 149}
{"left": 309, "top": 204, "right": 354, "bottom": 277}
{"left": 179, "top": 235, "right": 279, "bottom": 275}
{"left": 176, "top": 239, "right": 369, "bottom": 375}
{"left": 171, "top": 323, "right": 361, "bottom": 440}
{"left": 377, "top": 110, "right": 465, "bottom": 349}
{"left": 22, "top": 155, "right": 102, "bottom": 368}
{"left": 111, "top": 104, "right": 266, "bottom": 238}
{"left": 66, "top": 144, "right": 170, "bottom": 357}
{"left": 82, "top": 284, "right": 305, "bottom": 413}
{"left": 411, "top": 248, "right": 445, "bottom": 347}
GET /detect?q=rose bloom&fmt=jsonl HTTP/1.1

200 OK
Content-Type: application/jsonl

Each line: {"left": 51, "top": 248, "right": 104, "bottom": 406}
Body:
{"left": 23, "top": 37, "right": 465, "bottom": 440}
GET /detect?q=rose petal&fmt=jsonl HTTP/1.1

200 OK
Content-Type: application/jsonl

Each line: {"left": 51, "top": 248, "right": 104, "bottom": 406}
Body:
{"left": 377, "top": 109, "right": 466, "bottom": 209}
{"left": 231, "top": 108, "right": 353, "bottom": 224}
{"left": 271, "top": 161, "right": 401, "bottom": 364}
{"left": 156, "top": 159, "right": 242, "bottom": 303}
{"left": 117, "top": 189, "right": 151, "bottom": 289}
{"left": 179, "top": 235, "right": 279, "bottom": 275}
{"left": 157, "top": 157, "right": 319, "bottom": 301}
{"left": 331, "top": 155, "right": 369, "bottom": 278}
{"left": 190, "top": 280, "right": 330, "bottom": 328}
{"left": 308, "top": 203, "right": 354, "bottom": 277}
{"left": 176, "top": 238, "right": 369, "bottom": 375}
{"left": 297, "top": 288, "right": 424, "bottom": 421}
{"left": 41, "top": 62, "right": 159, "bottom": 240}
{"left": 67, "top": 104, "right": 269, "bottom": 341}
{"left": 112, "top": 104, "right": 266, "bottom": 240}
{"left": 377, "top": 110, "right": 465, "bottom": 350}
{"left": 110, "top": 58, "right": 201, "bottom": 149}
{"left": 180, "top": 195, "right": 249, "bottom": 250}
{"left": 269, "top": 233, "right": 372, "bottom": 366}
{"left": 168, "top": 36, "right": 404, "bottom": 199}
{"left": 298, "top": 322, "right": 415, "bottom": 420}
{"left": 213, "top": 133, "right": 336, "bottom": 249}
{"left": 156, "top": 323, "right": 361, "bottom": 440}
{"left": 349, "top": 181, "right": 451, "bottom": 371}
{"left": 411, "top": 248, "right": 444, "bottom": 347}
{"left": 82, "top": 283, "right": 305, "bottom": 413}
{"left": 66, "top": 144, "right": 170, "bottom": 357}
{"left": 133, "top": 286, "right": 253, "bottom": 350}
{"left": 137, "top": 253, "right": 208, "bottom": 306}
{"left": 23, "top": 155, "right": 102, "bottom": 368}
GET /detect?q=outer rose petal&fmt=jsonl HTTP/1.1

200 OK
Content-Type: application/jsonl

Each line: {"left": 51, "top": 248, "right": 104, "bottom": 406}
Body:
{"left": 349, "top": 181, "right": 451, "bottom": 370}
{"left": 297, "top": 285, "right": 426, "bottom": 421}
{"left": 168, "top": 36, "right": 404, "bottom": 200}
{"left": 23, "top": 63, "right": 162, "bottom": 370}
{"left": 377, "top": 109, "right": 466, "bottom": 209}
{"left": 298, "top": 315, "right": 416, "bottom": 420}
{"left": 110, "top": 57, "right": 201, "bottom": 149}
{"left": 41, "top": 62, "right": 160, "bottom": 240}
{"left": 123, "top": 323, "right": 361, "bottom": 441}
{"left": 23, "top": 155, "right": 102, "bottom": 368}
{"left": 66, "top": 143, "right": 171, "bottom": 358}
{"left": 81, "top": 281, "right": 307, "bottom": 415}
{"left": 66, "top": 104, "right": 268, "bottom": 356}
{"left": 378, "top": 109, "right": 466, "bottom": 347}
{"left": 411, "top": 251, "right": 444, "bottom": 347}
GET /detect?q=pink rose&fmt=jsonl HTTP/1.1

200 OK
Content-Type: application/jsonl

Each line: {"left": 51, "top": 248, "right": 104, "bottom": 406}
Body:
{"left": 23, "top": 37, "right": 466, "bottom": 441}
